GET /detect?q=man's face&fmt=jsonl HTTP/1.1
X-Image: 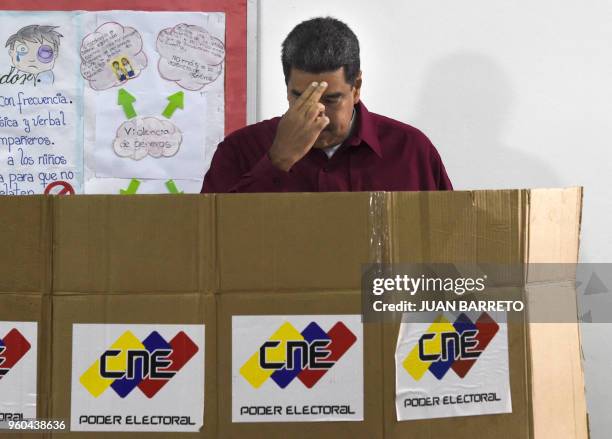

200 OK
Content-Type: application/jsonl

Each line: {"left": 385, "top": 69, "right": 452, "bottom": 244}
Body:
{"left": 9, "top": 39, "right": 57, "bottom": 74}
{"left": 287, "top": 67, "right": 362, "bottom": 149}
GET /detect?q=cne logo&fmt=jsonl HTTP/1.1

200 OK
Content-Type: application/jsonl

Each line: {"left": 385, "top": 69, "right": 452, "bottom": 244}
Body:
{"left": 0, "top": 329, "right": 31, "bottom": 380}
{"left": 240, "top": 321, "right": 357, "bottom": 389}
{"left": 79, "top": 330, "right": 198, "bottom": 398}
{"left": 403, "top": 312, "right": 499, "bottom": 381}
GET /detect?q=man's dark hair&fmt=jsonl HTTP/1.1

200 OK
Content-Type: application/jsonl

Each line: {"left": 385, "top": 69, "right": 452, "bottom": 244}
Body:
{"left": 281, "top": 17, "right": 360, "bottom": 85}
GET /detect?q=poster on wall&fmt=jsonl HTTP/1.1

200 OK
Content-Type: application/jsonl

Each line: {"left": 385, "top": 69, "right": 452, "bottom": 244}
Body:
{"left": 82, "top": 11, "right": 226, "bottom": 194}
{"left": 395, "top": 311, "right": 512, "bottom": 421}
{"left": 0, "top": 9, "right": 233, "bottom": 195}
{"left": 0, "top": 12, "right": 81, "bottom": 195}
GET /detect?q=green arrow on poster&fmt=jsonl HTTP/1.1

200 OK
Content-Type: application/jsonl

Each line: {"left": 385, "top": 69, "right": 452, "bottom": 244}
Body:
{"left": 165, "top": 179, "right": 184, "bottom": 194}
{"left": 162, "top": 91, "right": 184, "bottom": 119}
{"left": 120, "top": 179, "right": 141, "bottom": 195}
{"left": 117, "top": 88, "right": 137, "bottom": 119}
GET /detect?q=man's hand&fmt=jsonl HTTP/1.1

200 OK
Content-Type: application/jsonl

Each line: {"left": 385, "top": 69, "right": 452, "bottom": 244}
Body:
{"left": 268, "top": 81, "right": 330, "bottom": 171}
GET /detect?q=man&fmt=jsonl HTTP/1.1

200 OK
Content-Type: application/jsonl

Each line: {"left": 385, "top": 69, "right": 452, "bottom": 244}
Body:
{"left": 202, "top": 17, "right": 452, "bottom": 193}
{"left": 5, "top": 25, "right": 63, "bottom": 85}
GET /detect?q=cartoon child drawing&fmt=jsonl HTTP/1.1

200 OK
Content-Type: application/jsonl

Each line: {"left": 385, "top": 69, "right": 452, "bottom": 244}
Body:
{"left": 112, "top": 61, "right": 127, "bottom": 82}
{"left": 5, "top": 25, "right": 63, "bottom": 85}
{"left": 121, "top": 57, "right": 135, "bottom": 78}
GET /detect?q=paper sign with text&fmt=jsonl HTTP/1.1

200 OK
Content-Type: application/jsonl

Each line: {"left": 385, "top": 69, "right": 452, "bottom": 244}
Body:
{"left": 232, "top": 315, "right": 363, "bottom": 423}
{"left": 395, "top": 311, "right": 512, "bottom": 420}
{"left": 0, "top": 321, "right": 37, "bottom": 422}
{"left": 71, "top": 324, "right": 204, "bottom": 432}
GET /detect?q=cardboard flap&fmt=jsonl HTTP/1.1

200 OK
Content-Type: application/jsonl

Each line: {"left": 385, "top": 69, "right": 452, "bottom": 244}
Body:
{"left": 390, "top": 190, "right": 524, "bottom": 264}
{"left": 0, "top": 196, "right": 51, "bottom": 293}
{"left": 526, "top": 187, "right": 588, "bottom": 439}
{"left": 53, "top": 195, "right": 215, "bottom": 293}
{"left": 216, "top": 193, "right": 373, "bottom": 291}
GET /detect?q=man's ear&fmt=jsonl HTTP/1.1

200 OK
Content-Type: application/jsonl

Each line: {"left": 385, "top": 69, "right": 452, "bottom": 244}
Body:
{"left": 352, "top": 71, "right": 362, "bottom": 104}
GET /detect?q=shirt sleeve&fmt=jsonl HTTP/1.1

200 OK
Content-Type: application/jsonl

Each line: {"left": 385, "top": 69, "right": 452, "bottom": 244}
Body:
{"left": 432, "top": 147, "right": 453, "bottom": 191}
{"left": 201, "top": 136, "right": 293, "bottom": 193}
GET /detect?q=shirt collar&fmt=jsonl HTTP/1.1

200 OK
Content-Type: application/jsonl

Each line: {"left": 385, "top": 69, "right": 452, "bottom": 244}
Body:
{"left": 345, "top": 101, "right": 382, "bottom": 158}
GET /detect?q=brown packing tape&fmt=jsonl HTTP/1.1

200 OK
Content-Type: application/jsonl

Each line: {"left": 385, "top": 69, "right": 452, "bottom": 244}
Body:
{"left": 0, "top": 293, "right": 52, "bottom": 439}
{"left": 50, "top": 293, "right": 216, "bottom": 439}
{"left": 367, "top": 192, "right": 391, "bottom": 265}
{"left": 216, "top": 291, "right": 383, "bottom": 439}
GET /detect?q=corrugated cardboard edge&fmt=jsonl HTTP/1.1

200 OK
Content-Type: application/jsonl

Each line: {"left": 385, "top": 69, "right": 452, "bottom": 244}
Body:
{"left": 525, "top": 187, "right": 589, "bottom": 439}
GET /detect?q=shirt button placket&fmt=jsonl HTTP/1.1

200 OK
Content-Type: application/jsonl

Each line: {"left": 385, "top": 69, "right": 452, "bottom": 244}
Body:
{"left": 318, "top": 166, "right": 330, "bottom": 191}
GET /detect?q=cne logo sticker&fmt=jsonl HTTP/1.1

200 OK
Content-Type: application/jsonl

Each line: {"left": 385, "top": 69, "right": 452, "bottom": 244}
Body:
{"left": 403, "top": 312, "right": 499, "bottom": 381}
{"left": 80, "top": 330, "right": 198, "bottom": 398}
{"left": 0, "top": 328, "right": 31, "bottom": 380}
{"left": 240, "top": 321, "right": 356, "bottom": 389}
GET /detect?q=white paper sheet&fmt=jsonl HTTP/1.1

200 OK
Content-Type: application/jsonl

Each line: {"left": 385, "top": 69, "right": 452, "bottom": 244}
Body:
{"left": 395, "top": 311, "right": 512, "bottom": 421}
{"left": 89, "top": 11, "right": 224, "bottom": 181}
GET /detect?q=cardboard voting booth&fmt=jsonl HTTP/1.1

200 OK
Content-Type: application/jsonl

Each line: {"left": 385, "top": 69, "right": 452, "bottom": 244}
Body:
{"left": 0, "top": 188, "right": 587, "bottom": 438}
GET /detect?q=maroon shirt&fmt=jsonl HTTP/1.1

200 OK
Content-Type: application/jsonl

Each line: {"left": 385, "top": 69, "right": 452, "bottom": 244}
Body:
{"left": 201, "top": 102, "right": 452, "bottom": 192}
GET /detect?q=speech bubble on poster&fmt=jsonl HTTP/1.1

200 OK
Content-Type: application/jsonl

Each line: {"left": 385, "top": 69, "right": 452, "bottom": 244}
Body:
{"left": 80, "top": 22, "right": 148, "bottom": 90}
{"left": 156, "top": 23, "right": 225, "bottom": 91}
{"left": 113, "top": 116, "right": 182, "bottom": 160}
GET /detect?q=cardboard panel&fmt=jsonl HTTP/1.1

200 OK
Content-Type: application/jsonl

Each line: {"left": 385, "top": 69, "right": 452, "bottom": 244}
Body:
{"left": 0, "top": 293, "right": 51, "bottom": 439}
{"left": 216, "top": 193, "right": 373, "bottom": 291}
{"left": 53, "top": 195, "right": 215, "bottom": 293}
{"left": 0, "top": 196, "right": 51, "bottom": 293}
{"left": 526, "top": 187, "right": 582, "bottom": 265}
{"left": 391, "top": 190, "right": 524, "bottom": 264}
{"left": 526, "top": 187, "right": 588, "bottom": 439}
{"left": 217, "top": 291, "right": 383, "bottom": 439}
{"left": 386, "top": 190, "right": 531, "bottom": 437}
{"left": 50, "top": 293, "right": 215, "bottom": 438}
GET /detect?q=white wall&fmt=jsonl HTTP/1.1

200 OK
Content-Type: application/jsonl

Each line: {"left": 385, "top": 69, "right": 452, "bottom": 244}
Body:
{"left": 257, "top": 1, "right": 612, "bottom": 436}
